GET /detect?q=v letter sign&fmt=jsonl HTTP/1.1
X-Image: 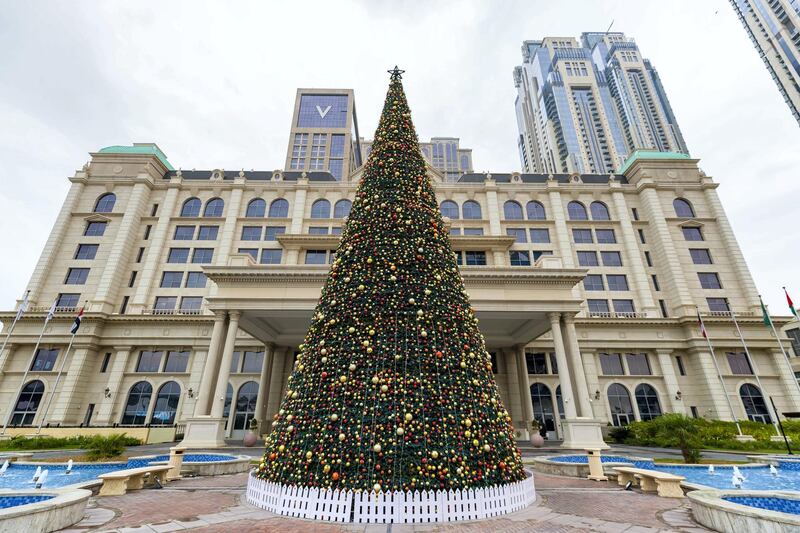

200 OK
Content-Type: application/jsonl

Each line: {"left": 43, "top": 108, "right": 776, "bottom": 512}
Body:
{"left": 316, "top": 105, "right": 331, "bottom": 119}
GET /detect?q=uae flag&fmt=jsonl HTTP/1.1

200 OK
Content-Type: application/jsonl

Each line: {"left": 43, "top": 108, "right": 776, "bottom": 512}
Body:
{"left": 697, "top": 309, "right": 708, "bottom": 338}
{"left": 70, "top": 307, "right": 84, "bottom": 335}
{"left": 786, "top": 287, "right": 800, "bottom": 322}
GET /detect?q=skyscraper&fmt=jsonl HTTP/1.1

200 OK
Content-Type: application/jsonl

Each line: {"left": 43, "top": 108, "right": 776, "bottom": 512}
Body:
{"left": 729, "top": 0, "right": 800, "bottom": 125}
{"left": 361, "top": 136, "right": 474, "bottom": 181}
{"left": 513, "top": 33, "right": 689, "bottom": 174}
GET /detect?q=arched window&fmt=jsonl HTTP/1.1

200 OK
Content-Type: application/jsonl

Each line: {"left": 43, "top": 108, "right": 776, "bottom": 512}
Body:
{"left": 440, "top": 201, "right": 459, "bottom": 219}
{"left": 590, "top": 201, "right": 610, "bottom": 220}
{"left": 555, "top": 385, "right": 566, "bottom": 420}
{"left": 634, "top": 384, "right": 662, "bottom": 421}
{"left": 526, "top": 201, "right": 546, "bottom": 220}
{"left": 310, "top": 199, "right": 331, "bottom": 219}
{"left": 121, "top": 381, "right": 153, "bottom": 425}
{"left": 530, "top": 383, "right": 556, "bottom": 433}
{"left": 223, "top": 383, "right": 233, "bottom": 430}
{"left": 740, "top": 384, "right": 772, "bottom": 423}
{"left": 181, "top": 198, "right": 201, "bottom": 217}
{"left": 333, "top": 199, "right": 352, "bottom": 219}
{"left": 673, "top": 198, "right": 695, "bottom": 218}
{"left": 462, "top": 200, "right": 482, "bottom": 220}
{"left": 503, "top": 201, "right": 523, "bottom": 220}
{"left": 607, "top": 383, "right": 635, "bottom": 426}
{"left": 268, "top": 198, "right": 289, "bottom": 218}
{"left": 245, "top": 199, "right": 266, "bottom": 218}
{"left": 567, "top": 201, "right": 588, "bottom": 220}
{"left": 151, "top": 381, "right": 181, "bottom": 425}
{"left": 10, "top": 380, "right": 44, "bottom": 426}
{"left": 94, "top": 193, "right": 116, "bottom": 213}
{"left": 233, "top": 381, "right": 259, "bottom": 431}
{"left": 203, "top": 198, "right": 224, "bottom": 217}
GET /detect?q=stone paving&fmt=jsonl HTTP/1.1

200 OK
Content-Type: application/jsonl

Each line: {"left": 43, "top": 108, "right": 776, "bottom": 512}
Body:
{"left": 60, "top": 471, "right": 713, "bottom": 533}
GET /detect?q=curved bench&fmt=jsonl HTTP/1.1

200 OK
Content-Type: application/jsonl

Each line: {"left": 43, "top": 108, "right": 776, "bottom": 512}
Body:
{"left": 613, "top": 466, "right": 685, "bottom": 498}
{"left": 98, "top": 465, "right": 172, "bottom": 496}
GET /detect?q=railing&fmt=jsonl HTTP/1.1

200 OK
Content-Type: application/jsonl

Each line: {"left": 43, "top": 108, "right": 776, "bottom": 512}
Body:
{"left": 588, "top": 312, "right": 648, "bottom": 319}
{"left": 704, "top": 311, "right": 756, "bottom": 318}
{"left": 27, "top": 306, "right": 77, "bottom": 314}
{"left": 142, "top": 308, "right": 208, "bottom": 316}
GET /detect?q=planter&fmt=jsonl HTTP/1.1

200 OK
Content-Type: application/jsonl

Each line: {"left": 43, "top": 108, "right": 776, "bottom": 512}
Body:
{"left": 530, "top": 433, "right": 545, "bottom": 447}
{"left": 243, "top": 430, "right": 258, "bottom": 447}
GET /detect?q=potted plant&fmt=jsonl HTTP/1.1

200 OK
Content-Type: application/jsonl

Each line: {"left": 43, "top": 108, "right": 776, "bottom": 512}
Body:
{"left": 530, "top": 419, "right": 545, "bottom": 447}
{"left": 243, "top": 417, "right": 259, "bottom": 447}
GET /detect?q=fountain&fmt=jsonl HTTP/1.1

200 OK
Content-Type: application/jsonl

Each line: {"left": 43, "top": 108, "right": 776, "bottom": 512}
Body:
{"left": 65, "top": 460, "right": 73, "bottom": 475}
{"left": 31, "top": 467, "right": 41, "bottom": 483}
{"left": 708, "top": 465, "right": 715, "bottom": 474}
{"left": 0, "top": 461, "right": 8, "bottom": 476}
{"left": 35, "top": 470, "right": 48, "bottom": 489}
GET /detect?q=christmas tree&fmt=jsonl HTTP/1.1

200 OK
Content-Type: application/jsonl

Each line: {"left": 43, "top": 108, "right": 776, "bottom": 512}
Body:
{"left": 256, "top": 68, "right": 525, "bottom": 493}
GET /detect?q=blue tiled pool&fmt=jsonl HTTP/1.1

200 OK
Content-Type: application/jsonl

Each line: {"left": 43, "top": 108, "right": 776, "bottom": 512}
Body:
{"left": 0, "top": 494, "right": 54, "bottom": 509}
{"left": 548, "top": 455, "right": 634, "bottom": 464}
{"left": 724, "top": 496, "right": 800, "bottom": 515}
{"left": 126, "top": 453, "right": 237, "bottom": 468}
{"left": 641, "top": 461, "right": 800, "bottom": 491}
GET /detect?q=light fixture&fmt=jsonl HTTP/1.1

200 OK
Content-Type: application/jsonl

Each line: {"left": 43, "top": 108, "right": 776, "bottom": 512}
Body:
{"left": 104, "top": 388, "right": 111, "bottom": 398}
{"left": 675, "top": 391, "right": 682, "bottom": 401}
{"left": 187, "top": 388, "right": 194, "bottom": 398}
{"left": 594, "top": 390, "right": 601, "bottom": 400}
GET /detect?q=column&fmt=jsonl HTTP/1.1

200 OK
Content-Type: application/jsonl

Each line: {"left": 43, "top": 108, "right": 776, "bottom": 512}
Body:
{"left": 656, "top": 349, "right": 685, "bottom": 414}
{"left": 94, "top": 347, "right": 131, "bottom": 425}
{"left": 27, "top": 178, "right": 86, "bottom": 305}
{"left": 253, "top": 343, "right": 275, "bottom": 430}
{"left": 0, "top": 344, "right": 17, "bottom": 375}
{"left": 211, "top": 311, "right": 240, "bottom": 418}
{"left": 549, "top": 313, "right": 577, "bottom": 418}
{"left": 771, "top": 348, "right": 800, "bottom": 412}
{"left": 264, "top": 347, "right": 287, "bottom": 430}
{"left": 515, "top": 347, "right": 534, "bottom": 431}
{"left": 547, "top": 188, "right": 575, "bottom": 268}
{"left": 215, "top": 184, "right": 244, "bottom": 267}
{"left": 131, "top": 184, "right": 181, "bottom": 309}
{"left": 561, "top": 316, "right": 593, "bottom": 417}
{"left": 581, "top": 352, "right": 604, "bottom": 418}
{"left": 692, "top": 349, "right": 736, "bottom": 420}
{"left": 484, "top": 181, "right": 501, "bottom": 236}
{"left": 610, "top": 188, "right": 657, "bottom": 316}
{"left": 49, "top": 348, "right": 94, "bottom": 424}
{"left": 290, "top": 180, "right": 308, "bottom": 234}
{"left": 194, "top": 312, "right": 227, "bottom": 416}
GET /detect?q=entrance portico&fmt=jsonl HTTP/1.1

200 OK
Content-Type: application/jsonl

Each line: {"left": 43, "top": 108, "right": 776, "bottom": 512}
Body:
{"left": 180, "top": 253, "right": 608, "bottom": 449}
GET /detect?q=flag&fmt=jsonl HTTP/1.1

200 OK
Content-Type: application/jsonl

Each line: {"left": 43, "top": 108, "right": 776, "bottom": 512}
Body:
{"left": 70, "top": 307, "right": 84, "bottom": 335}
{"left": 786, "top": 287, "right": 800, "bottom": 322}
{"left": 45, "top": 300, "right": 57, "bottom": 323}
{"left": 760, "top": 295, "right": 773, "bottom": 327}
{"left": 697, "top": 309, "right": 708, "bottom": 338}
{"left": 14, "top": 291, "right": 29, "bottom": 322}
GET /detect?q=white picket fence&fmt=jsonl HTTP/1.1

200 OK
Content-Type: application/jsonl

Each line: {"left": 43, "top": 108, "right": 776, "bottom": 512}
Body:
{"left": 246, "top": 470, "right": 535, "bottom": 523}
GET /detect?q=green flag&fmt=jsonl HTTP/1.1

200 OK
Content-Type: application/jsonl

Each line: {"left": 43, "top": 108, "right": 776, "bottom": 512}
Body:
{"left": 760, "top": 296, "right": 773, "bottom": 327}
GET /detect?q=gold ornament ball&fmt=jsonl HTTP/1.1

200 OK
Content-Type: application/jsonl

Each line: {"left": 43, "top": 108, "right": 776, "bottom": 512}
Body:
{"left": 373, "top": 444, "right": 382, "bottom": 453}
{"left": 405, "top": 413, "right": 413, "bottom": 421}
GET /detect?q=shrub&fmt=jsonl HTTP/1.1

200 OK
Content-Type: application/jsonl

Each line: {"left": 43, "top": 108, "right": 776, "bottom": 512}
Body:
{"left": 85, "top": 434, "right": 132, "bottom": 461}
{"left": 0, "top": 434, "right": 141, "bottom": 455}
{"left": 608, "top": 426, "right": 630, "bottom": 444}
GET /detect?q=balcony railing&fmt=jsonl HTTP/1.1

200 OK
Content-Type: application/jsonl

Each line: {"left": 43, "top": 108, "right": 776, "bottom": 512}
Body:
{"left": 588, "top": 311, "right": 648, "bottom": 319}
{"left": 28, "top": 305, "right": 77, "bottom": 314}
{"left": 142, "top": 308, "right": 208, "bottom": 316}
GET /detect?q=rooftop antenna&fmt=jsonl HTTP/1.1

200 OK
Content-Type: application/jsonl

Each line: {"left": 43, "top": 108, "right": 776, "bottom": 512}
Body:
{"left": 604, "top": 19, "right": 614, "bottom": 34}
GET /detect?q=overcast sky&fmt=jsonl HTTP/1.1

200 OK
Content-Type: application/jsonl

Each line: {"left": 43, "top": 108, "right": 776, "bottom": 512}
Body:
{"left": 0, "top": 0, "right": 798, "bottom": 314}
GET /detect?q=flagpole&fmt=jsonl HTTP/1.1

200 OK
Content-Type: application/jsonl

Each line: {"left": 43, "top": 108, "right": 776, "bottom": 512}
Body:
{"left": 762, "top": 294, "right": 800, "bottom": 398}
{"left": 0, "top": 291, "right": 31, "bottom": 367}
{"left": 35, "top": 331, "right": 76, "bottom": 435}
{"left": 1, "top": 302, "right": 55, "bottom": 435}
{"left": 699, "top": 309, "right": 743, "bottom": 436}
{"left": 730, "top": 307, "right": 780, "bottom": 436}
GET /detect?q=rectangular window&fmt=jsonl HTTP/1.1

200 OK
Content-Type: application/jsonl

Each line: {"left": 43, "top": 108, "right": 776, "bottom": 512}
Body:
{"left": 727, "top": 352, "right": 753, "bottom": 375}
{"left": 100, "top": 352, "right": 111, "bottom": 373}
{"left": 136, "top": 247, "right": 145, "bottom": 262}
{"left": 651, "top": 274, "right": 661, "bottom": 291}
{"left": 690, "top": 249, "right": 713, "bottom": 264}
{"left": 530, "top": 228, "right": 551, "bottom": 243}
{"left": 587, "top": 299, "right": 610, "bottom": 314}
{"left": 305, "top": 250, "right": 328, "bottom": 264}
{"left": 330, "top": 134, "right": 345, "bottom": 157}
{"left": 84, "top": 221, "right": 107, "bottom": 236}
{"left": 241, "top": 226, "right": 262, "bottom": 240}
{"left": 450, "top": 228, "right": 461, "bottom": 236}
{"left": 197, "top": 226, "right": 219, "bottom": 240}
{"left": 167, "top": 248, "right": 189, "bottom": 263}
{"left": 238, "top": 248, "right": 258, "bottom": 260}
{"left": 463, "top": 228, "right": 484, "bottom": 236}
{"left": 260, "top": 249, "right": 282, "bottom": 264}
{"left": 599, "top": 353, "right": 624, "bottom": 375}
{"left": 160, "top": 271, "right": 183, "bottom": 288}
{"left": 192, "top": 248, "right": 214, "bottom": 264}
{"left": 612, "top": 299, "right": 636, "bottom": 314}
{"left": 185, "top": 271, "right": 207, "bottom": 288}
{"left": 180, "top": 296, "right": 203, "bottom": 312}
{"left": 56, "top": 293, "right": 80, "bottom": 308}
{"left": 74, "top": 244, "right": 99, "bottom": 260}
{"left": 525, "top": 352, "right": 548, "bottom": 374}
{"left": 698, "top": 272, "right": 722, "bottom": 289}
{"left": 577, "top": 251, "right": 599, "bottom": 267}
{"left": 120, "top": 295, "right": 129, "bottom": 314}
{"left": 264, "top": 226, "right": 286, "bottom": 241}
{"left": 164, "top": 351, "right": 190, "bottom": 373}
{"left": 464, "top": 251, "right": 487, "bottom": 266}
{"left": 532, "top": 250, "right": 553, "bottom": 261}
{"left": 787, "top": 328, "right": 800, "bottom": 357}
{"left": 144, "top": 225, "right": 152, "bottom": 240}
{"left": 675, "top": 355, "right": 686, "bottom": 376}
{"left": 454, "top": 251, "right": 463, "bottom": 265}
{"left": 690, "top": 406, "right": 699, "bottom": 418}
{"left": 595, "top": 229, "right": 617, "bottom": 244}
{"left": 707, "top": 297, "right": 730, "bottom": 312}
{"left": 549, "top": 353, "right": 559, "bottom": 374}
{"left": 331, "top": 227, "right": 342, "bottom": 235}
{"left": 659, "top": 299, "right": 669, "bottom": 317}
{"left": 136, "top": 350, "right": 163, "bottom": 372}
{"left": 606, "top": 275, "right": 629, "bottom": 291}
{"left": 230, "top": 351, "right": 241, "bottom": 373}
{"left": 626, "top": 353, "right": 651, "bottom": 375}
{"left": 509, "top": 250, "right": 530, "bottom": 266}
{"left": 682, "top": 227, "right": 704, "bottom": 241}
{"left": 506, "top": 228, "right": 527, "bottom": 243}
{"left": 151, "top": 203, "right": 159, "bottom": 216}
{"left": 64, "top": 268, "right": 89, "bottom": 285}
{"left": 31, "top": 348, "right": 59, "bottom": 371}
{"left": 174, "top": 225, "right": 195, "bottom": 240}
{"left": 631, "top": 208, "right": 639, "bottom": 221}
{"left": 644, "top": 250, "right": 653, "bottom": 267}
{"left": 601, "top": 251, "right": 622, "bottom": 266}
{"left": 309, "top": 226, "right": 329, "bottom": 235}
{"left": 128, "top": 271, "right": 137, "bottom": 288}
{"left": 638, "top": 229, "right": 647, "bottom": 244}
{"left": 583, "top": 274, "right": 604, "bottom": 291}
{"left": 154, "top": 296, "right": 177, "bottom": 312}
{"left": 242, "top": 351, "right": 265, "bottom": 373}
{"left": 572, "top": 229, "right": 593, "bottom": 243}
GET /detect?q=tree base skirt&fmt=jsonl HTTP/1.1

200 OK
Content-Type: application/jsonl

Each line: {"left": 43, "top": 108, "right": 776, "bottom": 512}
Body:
{"left": 246, "top": 470, "right": 535, "bottom": 523}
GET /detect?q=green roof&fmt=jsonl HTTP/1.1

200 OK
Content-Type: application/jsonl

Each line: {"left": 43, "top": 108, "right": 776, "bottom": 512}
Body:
{"left": 98, "top": 144, "right": 174, "bottom": 170}
{"left": 616, "top": 149, "right": 690, "bottom": 175}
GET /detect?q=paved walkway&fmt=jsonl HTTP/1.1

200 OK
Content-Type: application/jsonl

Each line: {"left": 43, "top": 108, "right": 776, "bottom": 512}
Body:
{"left": 60, "top": 471, "right": 712, "bottom": 533}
